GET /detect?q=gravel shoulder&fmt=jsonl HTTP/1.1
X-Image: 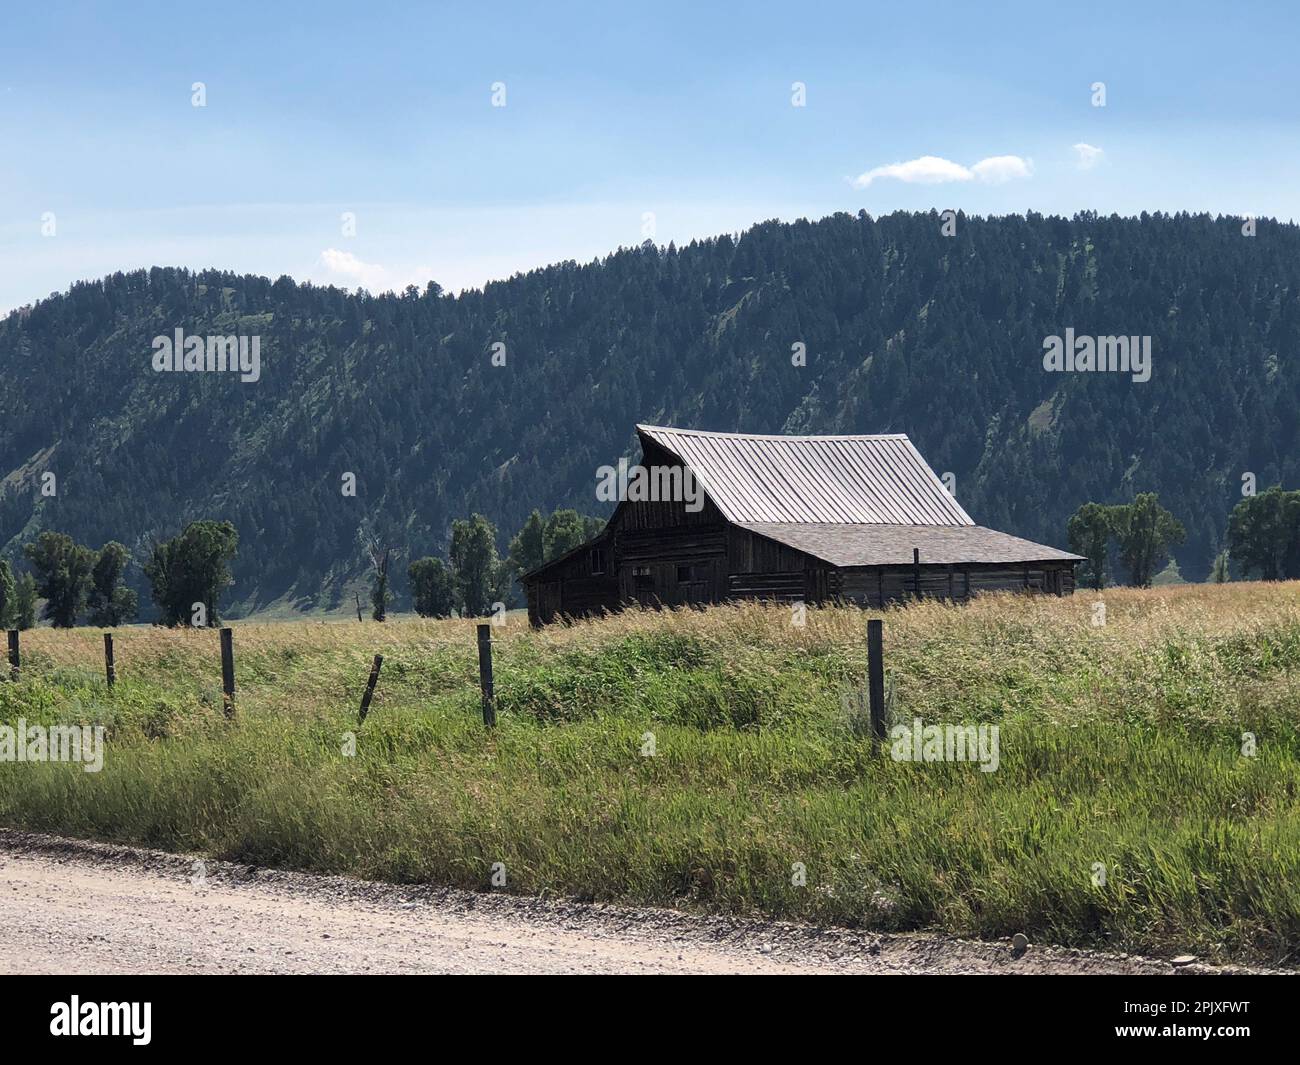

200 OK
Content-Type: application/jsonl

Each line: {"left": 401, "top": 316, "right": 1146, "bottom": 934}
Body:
{"left": 0, "top": 830, "right": 1280, "bottom": 975}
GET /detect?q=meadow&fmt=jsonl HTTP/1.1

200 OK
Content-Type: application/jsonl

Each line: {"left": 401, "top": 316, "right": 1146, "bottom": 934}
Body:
{"left": 2, "top": 583, "right": 1299, "bottom": 964}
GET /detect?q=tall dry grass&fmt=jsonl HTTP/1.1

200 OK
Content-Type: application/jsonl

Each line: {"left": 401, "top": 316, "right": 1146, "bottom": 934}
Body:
{"left": 3, "top": 581, "right": 1300, "bottom": 962}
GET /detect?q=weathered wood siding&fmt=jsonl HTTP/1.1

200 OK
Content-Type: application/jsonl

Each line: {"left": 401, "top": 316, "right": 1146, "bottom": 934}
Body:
{"left": 836, "top": 561, "right": 1077, "bottom": 607}
{"left": 610, "top": 485, "right": 729, "bottom": 609}
{"left": 524, "top": 536, "right": 619, "bottom": 626}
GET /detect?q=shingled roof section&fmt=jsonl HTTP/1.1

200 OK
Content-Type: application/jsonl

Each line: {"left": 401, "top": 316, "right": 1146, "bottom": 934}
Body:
{"left": 636, "top": 424, "right": 974, "bottom": 525}
{"left": 737, "top": 522, "right": 1084, "bottom": 567}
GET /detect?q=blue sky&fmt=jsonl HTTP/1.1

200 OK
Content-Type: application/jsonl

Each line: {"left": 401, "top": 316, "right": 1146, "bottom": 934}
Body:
{"left": 2, "top": 0, "right": 1298, "bottom": 313}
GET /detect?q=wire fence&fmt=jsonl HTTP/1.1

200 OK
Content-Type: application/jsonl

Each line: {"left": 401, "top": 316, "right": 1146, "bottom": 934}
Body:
{"left": 2, "top": 621, "right": 507, "bottom": 730}
{"left": 3, "top": 618, "right": 892, "bottom": 739}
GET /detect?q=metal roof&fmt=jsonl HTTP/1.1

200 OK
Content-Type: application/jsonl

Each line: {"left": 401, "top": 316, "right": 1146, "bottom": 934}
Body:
{"left": 636, "top": 424, "right": 975, "bottom": 526}
{"left": 738, "top": 522, "right": 1085, "bottom": 567}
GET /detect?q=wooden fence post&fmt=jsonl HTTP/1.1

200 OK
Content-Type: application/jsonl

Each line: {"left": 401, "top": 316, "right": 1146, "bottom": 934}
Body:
{"left": 103, "top": 632, "right": 116, "bottom": 687}
{"left": 477, "top": 623, "right": 496, "bottom": 728}
{"left": 6, "top": 630, "right": 18, "bottom": 682}
{"left": 358, "top": 654, "right": 384, "bottom": 722}
{"left": 355, "top": 592, "right": 363, "bottom": 623}
{"left": 867, "top": 618, "right": 886, "bottom": 745}
{"left": 219, "top": 627, "right": 235, "bottom": 718}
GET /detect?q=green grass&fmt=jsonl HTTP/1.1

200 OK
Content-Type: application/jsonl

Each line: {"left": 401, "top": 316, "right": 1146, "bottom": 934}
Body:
{"left": 2, "top": 583, "right": 1300, "bottom": 964}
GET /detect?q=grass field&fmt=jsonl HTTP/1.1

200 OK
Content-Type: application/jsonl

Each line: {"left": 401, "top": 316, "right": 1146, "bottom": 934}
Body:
{"left": 2, "top": 583, "right": 1299, "bottom": 964}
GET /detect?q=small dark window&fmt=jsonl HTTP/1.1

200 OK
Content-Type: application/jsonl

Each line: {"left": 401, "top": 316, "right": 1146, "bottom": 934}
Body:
{"left": 590, "top": 547, "right": 606, "bottom": 575}
{"left": 676, "top": 564, "right": 693, "bottom": 583}
{"left": 633, "top": 565, "right": 654, "bottom": 594}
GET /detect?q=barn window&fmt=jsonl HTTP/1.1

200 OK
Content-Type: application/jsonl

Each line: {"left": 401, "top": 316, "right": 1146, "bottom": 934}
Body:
{"left": 676, "top": 564, "right": 693, "bottom": 583}
{"left": 590, "top": 547, "right": 606, "bottom": 575}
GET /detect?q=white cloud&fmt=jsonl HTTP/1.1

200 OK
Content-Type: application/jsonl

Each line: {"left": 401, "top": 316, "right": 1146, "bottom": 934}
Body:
{"left": 318, "top": 248, "right": 386, "bottom": 288}
{"left": 852, "top": 154, "right": 1033, "bottom": 189}
{"left": 851, "top": 155, "right": 973, "bottom": 188}
{"left": 1073, "top": 143, "right": 1105, "bottom": 170}
{"left": 316, "top": 249, "right": 431, "bottom": 294}
{"left": 969, "top": 155, "right": 1034, "bottom": 183}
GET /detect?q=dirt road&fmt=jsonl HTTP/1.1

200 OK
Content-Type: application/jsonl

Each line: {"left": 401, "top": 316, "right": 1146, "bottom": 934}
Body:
{"left": 0, "top": 831, "right": 1250, "bottom": 975}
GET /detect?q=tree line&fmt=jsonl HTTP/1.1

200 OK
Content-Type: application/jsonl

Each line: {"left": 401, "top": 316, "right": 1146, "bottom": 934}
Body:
{"left": 4, "top": 485, "right": 1295, "bottom": 628}
{"left": 0, "top": 534, "right": 140, "bottom": 628}
{"left": 0, "top": 507, "right": 601, "bottom": 629}
{"left": 1067, "top": 486, "right": 1300, "bottom": 589}
{"left": 0, "top": 521, "right": 238, "bottom": 630}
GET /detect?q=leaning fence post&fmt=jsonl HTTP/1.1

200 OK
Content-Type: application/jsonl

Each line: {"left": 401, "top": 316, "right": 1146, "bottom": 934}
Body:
{"left": 6, "top": 630, "right": 18, "bottom": 682}
{"left": 477, "top": 623, "right": 496, "bottom": 728}
{"left": 867, "top": 618, "right": 886, "bottom": 745}
{"left": 219, "top": 627, "right": 236, "bottom": 718}
{"left": 103, "top": 632, "right": 116, "bottom": 687}
{"left": 358, "top": 654, "right": 384, "bottom": 722}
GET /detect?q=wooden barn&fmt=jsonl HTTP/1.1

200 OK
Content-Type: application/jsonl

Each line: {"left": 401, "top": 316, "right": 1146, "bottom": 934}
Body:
{"left": 522, "top": 424, "right": 1082, "bottom": 626}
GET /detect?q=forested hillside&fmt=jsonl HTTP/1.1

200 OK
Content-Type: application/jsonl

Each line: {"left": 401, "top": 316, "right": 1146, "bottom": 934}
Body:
{"left": 2, "top": 210, "right": 1297, "bottom": 616}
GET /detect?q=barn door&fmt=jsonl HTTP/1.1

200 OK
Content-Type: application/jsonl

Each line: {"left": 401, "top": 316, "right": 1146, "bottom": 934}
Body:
{"left": 684, "top": 580, "right": 709, "bottom": 605}
{"left": 632, "top": 565, "right": 656, "bottom": 605}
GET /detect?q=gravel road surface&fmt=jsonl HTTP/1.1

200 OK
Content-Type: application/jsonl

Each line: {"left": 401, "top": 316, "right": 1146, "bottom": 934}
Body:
{"left": 0, "top": 830, "right": 1268, "bottom": 975}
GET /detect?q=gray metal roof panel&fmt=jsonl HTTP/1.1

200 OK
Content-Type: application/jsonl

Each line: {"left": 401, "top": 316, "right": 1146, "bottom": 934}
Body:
{"left": 636, "top": 424, "right": 974, "bottom": 526}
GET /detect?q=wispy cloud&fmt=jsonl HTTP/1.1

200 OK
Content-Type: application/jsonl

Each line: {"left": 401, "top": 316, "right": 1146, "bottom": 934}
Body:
{"left": 851, "top": 154, "right": 1033, "bottom": 189}
{"left": 1072, "top": 143, "right": 1105, "bottom": 170}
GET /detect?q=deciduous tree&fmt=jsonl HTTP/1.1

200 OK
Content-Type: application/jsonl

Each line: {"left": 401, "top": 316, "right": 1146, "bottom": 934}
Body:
{"left": 144, "top": 520, "right": 239, "bottom": 626}
{"left": 408, "top": 556, "right": 455, "bottom": 618}
{"left": 1111, "top": 493, "right": 1185, "bottom": 588}
{"left": 13, "top": 572, "right": 37, "bottom": 630}
{"left": 1227, "top": 486, "right": 1300, "bottom": 580}
{"left": 507, "top": 510, "right": 545, "bottom": 578}
{"left": 87, "top": 541, "right": 139, "bottom": 627}
{"left": 358, "top": 520, "right": 402, "bottom": 622}
{"left": 22, "top": 532, "right": 95, "bottom": 627}
{"left": 1066, "top": 502, "right": 1118, "bottom": 590}
{"left": 449, "top": 514, "right": 500, "bottom": 618}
